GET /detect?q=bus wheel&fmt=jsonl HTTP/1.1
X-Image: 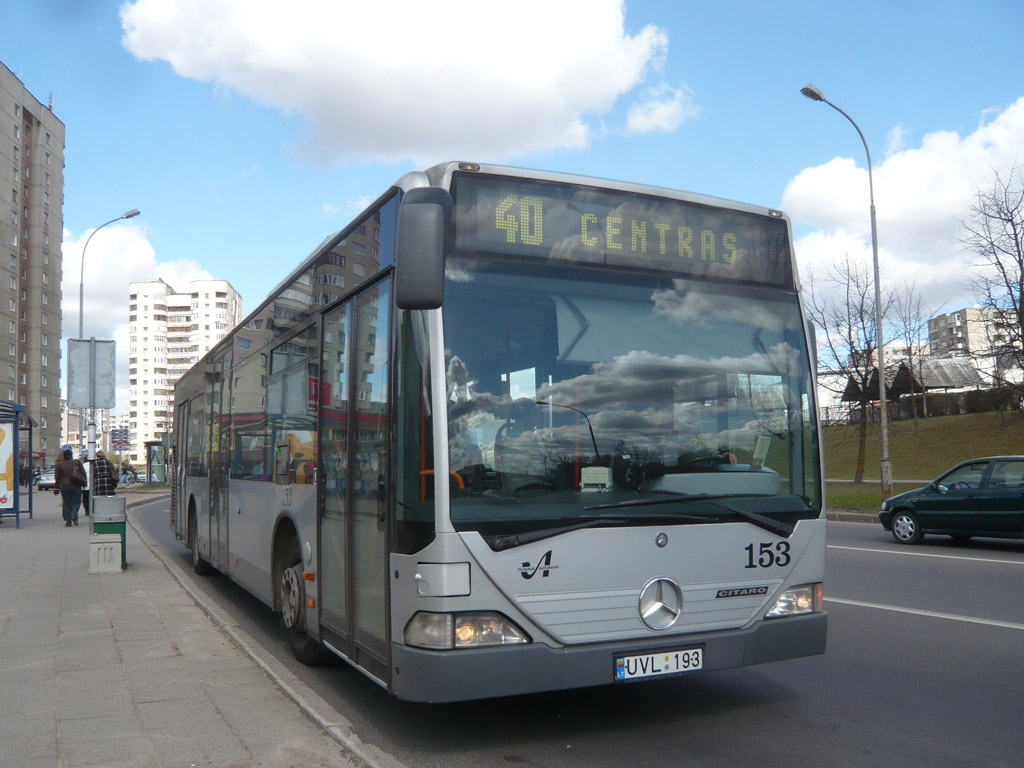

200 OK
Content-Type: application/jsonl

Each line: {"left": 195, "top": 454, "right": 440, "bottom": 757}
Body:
{"left": 190, "top": 508, "right": 214, "bottom": 575}
{"left": 280, "top": 538, "right": 330, "bottom": 665}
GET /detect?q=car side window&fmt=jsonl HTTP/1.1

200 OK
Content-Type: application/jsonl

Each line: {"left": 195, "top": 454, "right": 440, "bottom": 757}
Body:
{"left": 940, "top": 462, "right": 988, "bottom": 491}
{"left": 988, "top": 460, "right": 1024, "bottom": 488}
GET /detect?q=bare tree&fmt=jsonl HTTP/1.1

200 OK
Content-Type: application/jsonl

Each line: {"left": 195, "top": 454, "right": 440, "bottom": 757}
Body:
{"left": 890, "top": 278, "right": 937, "bottom": 433}
{"left": 961, "top": 163, "right": 1024, "bottom": 409}
{"left": 807, "top": 254, "right": 892, "bottom": 483}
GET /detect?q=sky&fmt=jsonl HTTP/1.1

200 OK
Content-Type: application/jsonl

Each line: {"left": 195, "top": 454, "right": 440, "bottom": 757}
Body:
{"left": 4, "top": 0, "right": 1024, "bottom": 412}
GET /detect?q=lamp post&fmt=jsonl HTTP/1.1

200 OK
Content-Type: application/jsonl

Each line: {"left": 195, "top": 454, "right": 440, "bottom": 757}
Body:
{"left": 77, "top": 208, "right": 140, "bottom": 458}
{"left": 800, "top": 84, "right": 892, "bottom": 499}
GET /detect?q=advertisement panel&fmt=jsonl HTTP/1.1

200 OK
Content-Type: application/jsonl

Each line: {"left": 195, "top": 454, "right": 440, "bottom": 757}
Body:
{"left": 0, "top": 424, "right": 13, "bottom": 510}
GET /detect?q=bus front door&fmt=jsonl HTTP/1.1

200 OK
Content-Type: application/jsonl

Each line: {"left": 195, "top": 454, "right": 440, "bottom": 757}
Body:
{"left": 318, "top": 280, "right": 392, "bottom": 684}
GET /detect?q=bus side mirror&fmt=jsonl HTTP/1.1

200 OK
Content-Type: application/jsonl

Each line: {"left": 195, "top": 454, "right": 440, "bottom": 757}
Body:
{"left": 395, "top": 187, "right": 453, "bottom": 310}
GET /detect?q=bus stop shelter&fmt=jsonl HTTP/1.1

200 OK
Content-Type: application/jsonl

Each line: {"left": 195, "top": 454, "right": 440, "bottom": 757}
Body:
{"left": 0, "top": 400, "right": 37, "bottom": 528}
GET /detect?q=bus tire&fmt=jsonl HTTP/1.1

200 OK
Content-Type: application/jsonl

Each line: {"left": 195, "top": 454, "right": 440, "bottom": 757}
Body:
{"left": 280, "top": 536, "right": 331, "bottom": 665}
{"left": 190, "top": 505, "right": 214, "bottom": 575}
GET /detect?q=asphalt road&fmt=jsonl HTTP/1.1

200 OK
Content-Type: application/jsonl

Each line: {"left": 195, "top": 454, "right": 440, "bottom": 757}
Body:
{"left": 132, "top": 501, "right": 1024, "bottom": 768}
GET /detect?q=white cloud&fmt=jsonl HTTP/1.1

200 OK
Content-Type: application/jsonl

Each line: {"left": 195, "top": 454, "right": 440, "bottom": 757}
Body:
{"left": 885, "top": 123, "right": 909, "bottom": 157}
{"left": 120, "top": 0, "right": 672, "bottom": 163}
{"left": 345, "top": 194, "right": 375, "bottom": 216}
{"left": 61, "top": 222, "right": 213, "bottom": 412}
{"left": 625, "top": 81, "right": 699, "bottom": 134}
{"left": 783, "top": 96, "right": 1024, "bottom": 316}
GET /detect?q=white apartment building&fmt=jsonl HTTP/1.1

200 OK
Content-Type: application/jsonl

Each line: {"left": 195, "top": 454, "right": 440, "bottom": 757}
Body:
{"left": 1, "top": 62, "right": 65, "bottom": 464}
{"left": 882, "top": 339, "right": 929, "bottom": 365}
{"left": 128, "top": 278, "right": 241, "bottom": 463}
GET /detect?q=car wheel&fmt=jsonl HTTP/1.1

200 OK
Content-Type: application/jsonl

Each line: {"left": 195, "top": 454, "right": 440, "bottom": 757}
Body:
{"left": 891, "top": 510, "right": 923, "bottom": 545}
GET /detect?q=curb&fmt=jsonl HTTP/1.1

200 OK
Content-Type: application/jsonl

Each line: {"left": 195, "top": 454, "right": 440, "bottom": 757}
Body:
{"left": 124, "top": 495, "right": 408, "bottom": 768}
{"left": 119, "top": 492, "right": 873, "bottom": 767}
{"left": 826, "top": 510, "right": 878, "bottom": 524}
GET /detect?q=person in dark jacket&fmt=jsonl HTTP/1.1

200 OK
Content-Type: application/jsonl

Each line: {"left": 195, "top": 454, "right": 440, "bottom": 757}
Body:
{"left": 90, "top": 450, "right": 119, "bottom": 496}
{"left": 53, "top": 448, "right": 85, "bottom": 526}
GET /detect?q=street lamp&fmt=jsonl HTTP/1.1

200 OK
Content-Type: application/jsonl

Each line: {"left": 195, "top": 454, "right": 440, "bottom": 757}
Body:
{"left": 800, "top": 84, "right": 893, "bottom": 499}
{"left": 79, "top": 209, "right": 140, "bottom": 338}
{"left": 77, "top": 208, "right": 140, "bottom": 458}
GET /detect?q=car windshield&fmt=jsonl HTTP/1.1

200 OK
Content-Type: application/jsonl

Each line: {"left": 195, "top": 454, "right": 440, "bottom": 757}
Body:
{"left": 442, "top": 258, "right": 821, "bottom": 541}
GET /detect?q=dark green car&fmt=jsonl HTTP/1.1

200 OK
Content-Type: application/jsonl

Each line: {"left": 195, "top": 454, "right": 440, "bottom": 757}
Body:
{"left": 879, "top": 456, "right": 1024, "bottom": 544}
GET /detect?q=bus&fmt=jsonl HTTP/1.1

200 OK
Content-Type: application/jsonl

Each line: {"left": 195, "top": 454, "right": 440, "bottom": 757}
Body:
{"left": 171, "top": 161, "right": 826, "bottom": 703}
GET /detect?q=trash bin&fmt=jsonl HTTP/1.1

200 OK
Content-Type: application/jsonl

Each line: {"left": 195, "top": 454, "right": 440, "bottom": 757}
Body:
{"left": 91, "top": 495, "right": 127, "bottom": 569}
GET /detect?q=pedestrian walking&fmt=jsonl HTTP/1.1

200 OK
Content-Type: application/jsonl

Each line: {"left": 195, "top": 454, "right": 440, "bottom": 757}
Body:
{"left": 79, "top": 452, "right": 91, "bottom": 517}
{"left": 91, "top": 450, "right": 119, "bottom": 496}
{"left": 53, "top": 447, "right": 87, "bottom": 526}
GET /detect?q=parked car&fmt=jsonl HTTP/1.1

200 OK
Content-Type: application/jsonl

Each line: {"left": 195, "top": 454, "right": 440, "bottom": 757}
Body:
{"left": 879, "top": 456, "right": 1024, "bottom": 544}
{"left": 36, "top": 466, "right": 57, "bottom": 490}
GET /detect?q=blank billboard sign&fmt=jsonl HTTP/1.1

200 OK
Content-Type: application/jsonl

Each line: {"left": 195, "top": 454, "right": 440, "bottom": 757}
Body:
{"left": 67, "top": 339, "right": 116, "bottom": 410}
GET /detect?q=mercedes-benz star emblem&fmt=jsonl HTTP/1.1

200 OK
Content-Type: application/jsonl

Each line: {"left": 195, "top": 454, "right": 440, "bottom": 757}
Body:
{"left": 638, "top": 577, "right": 683, "bottom": 630}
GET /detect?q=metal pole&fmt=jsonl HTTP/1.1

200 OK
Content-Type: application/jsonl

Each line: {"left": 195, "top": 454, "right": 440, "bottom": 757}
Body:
{"left": 77, "top": 209, "right": 140, "bottom": 458}
{"left": 800, "top": 86, "right": 893, "bottom": 498}
{"left": 88, "top": 338, "right": 97, "bottom": 461}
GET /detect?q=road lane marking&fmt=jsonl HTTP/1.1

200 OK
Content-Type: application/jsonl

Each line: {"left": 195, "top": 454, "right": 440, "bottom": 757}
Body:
{"left": 828, "top": 544, "right": 1024, "bottom": 566}
{"left": 826, "top": 597, "right": 1024, "bottom": 631}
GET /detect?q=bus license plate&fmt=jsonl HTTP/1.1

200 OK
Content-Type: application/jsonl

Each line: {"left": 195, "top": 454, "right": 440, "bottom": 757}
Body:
{"left": 615, "top": 648, "right": 703, "bottom": 681}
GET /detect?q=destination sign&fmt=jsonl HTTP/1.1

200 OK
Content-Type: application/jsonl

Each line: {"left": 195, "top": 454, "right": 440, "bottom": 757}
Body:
{"left": 452, "top": 173, "right": 792, "bottom": 287}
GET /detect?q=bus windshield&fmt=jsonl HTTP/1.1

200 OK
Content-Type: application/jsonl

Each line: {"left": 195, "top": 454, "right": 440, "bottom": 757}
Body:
{"left": 442, "top": 257, "right": 820, "bottom": 541}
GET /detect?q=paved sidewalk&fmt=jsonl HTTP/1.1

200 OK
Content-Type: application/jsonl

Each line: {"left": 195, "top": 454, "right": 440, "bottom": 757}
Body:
{"left": 0, "top": 491, "right": 362, "bottom": 768}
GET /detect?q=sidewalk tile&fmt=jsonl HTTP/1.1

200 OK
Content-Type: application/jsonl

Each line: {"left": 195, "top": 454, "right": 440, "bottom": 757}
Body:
{"left": 0, "top": 493, "right": 363, "bottom": 768}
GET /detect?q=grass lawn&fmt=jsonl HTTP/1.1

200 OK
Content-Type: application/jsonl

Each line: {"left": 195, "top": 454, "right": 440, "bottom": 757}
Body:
{"left": 825, "top": 481, "right": 923, "bottom": 513}
{"left": 823, "top": 411, "right": 1024, "bottom": 512}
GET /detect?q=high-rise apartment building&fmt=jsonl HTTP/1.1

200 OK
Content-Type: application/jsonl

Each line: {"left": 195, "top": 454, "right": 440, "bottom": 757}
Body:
{"left": 1, "top": 62, "right": 65, "bottom": 464}
{"left": 128, "top": 278, "right": 241, "bottom": 463}
{"left": 928, "top": 307, "right": 1000, "bottom": 358}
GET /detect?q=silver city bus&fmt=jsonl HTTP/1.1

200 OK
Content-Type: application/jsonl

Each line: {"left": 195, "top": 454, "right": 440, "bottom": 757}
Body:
{"left": 171, "top": 162, "right": 826, "bottom": 702}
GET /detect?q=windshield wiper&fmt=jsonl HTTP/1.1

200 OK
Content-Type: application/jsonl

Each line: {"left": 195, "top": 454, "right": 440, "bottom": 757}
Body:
{"left": 584, "top": 493, "right": 795, "bottom": 538}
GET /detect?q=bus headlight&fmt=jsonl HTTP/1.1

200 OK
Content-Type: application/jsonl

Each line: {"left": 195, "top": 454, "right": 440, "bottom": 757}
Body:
{"left": 404, "top": 611, "right": 530, "bottom": 650}
{"left": 765, "top": 583, "right": 823, "bottom": 619}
